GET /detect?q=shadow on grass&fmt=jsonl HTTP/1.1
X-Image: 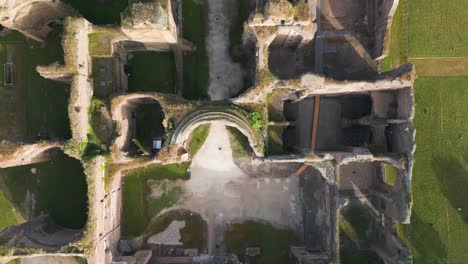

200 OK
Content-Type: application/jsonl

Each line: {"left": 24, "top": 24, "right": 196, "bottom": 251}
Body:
{"left": 432, "top": 156, "right": 468, "bottom": 222}
{"left": 409, "top": 212, "right": 447, "bottom": 263}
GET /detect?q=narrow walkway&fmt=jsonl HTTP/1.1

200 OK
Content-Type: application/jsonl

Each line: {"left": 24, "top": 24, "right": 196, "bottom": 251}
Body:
{"left": 206, "top": 0, "right": 243, "bottom": 100}
{"left": 74, "top": 19, "right": 93, "bottom": 140}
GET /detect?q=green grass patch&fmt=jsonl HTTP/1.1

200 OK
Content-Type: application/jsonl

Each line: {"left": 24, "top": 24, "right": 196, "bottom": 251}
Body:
{"left": 0, "top": 151, "right": 88, "bottom": 229}
{"left": 227, "top": 127, "right": 252, "bottom": 159}
{"left": 225, "top": 221, "right": 300, "bottom": 264}
{"left": 188, "top": 124, "right": 210, "bottom": 157}
{"left": 380, "top": 3, "right": 406, "bottom": 71}
{"left": 62, "top": 0, "right": 129, "bottom": 25}
{"left": 88, "top": 32, "right": 114, "bottom": 56}
{"left": 127, "top": 52, "right": 176, "bottom": 93}
{"left": 121, "top": 162, "right": 190, "bottom": 237}
{"left": 142, "top": 210, "right": 207, "bottom": 251}
{"left": 0, "top": 190, "right": 18, "bottom": 231}
{"left": 383, "top": 164, "right": 397, "bottom": 186}
{"left": 0, "top": 29, "right": 71, "bottom": 139}
{"left": 182, "top": 0, "right": 209, "bottom": 100}
{"left": 399, "top": 77, "right": 468, "bottom": 263}
{"left": 267, "top": 125, "right": 285, "bottom": 155}
{"left": 407, "top": 0, "right": 468, "bottom": 57}
{"left": 86, "top": 97, "right": 110, "bottom": 156}
{"left": 134, "top": 103, "right": 165, "bottom": 154}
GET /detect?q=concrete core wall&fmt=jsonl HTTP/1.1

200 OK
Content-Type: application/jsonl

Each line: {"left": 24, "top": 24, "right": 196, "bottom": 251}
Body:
{"left": 0, "top": 0, "right": 73, "bottom": 42}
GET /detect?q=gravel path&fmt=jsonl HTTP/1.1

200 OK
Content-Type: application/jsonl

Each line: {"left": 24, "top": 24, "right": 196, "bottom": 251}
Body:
{"left": 206, "top": 0, "right": 243, "bottom": 100}
{"left": 181, "top": 124, "right": 302, "bottom": 254}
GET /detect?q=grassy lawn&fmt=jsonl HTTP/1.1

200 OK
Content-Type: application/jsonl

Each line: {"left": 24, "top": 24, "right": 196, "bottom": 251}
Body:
{"left": 382, "top": 0, "right": 467, "bottom": 70}
{"left": 188, "top": 124, "right": 210, "bottom": 157}
{"left": 267, "top": 125, "right": 285, "bottom": 155}
{"left": 0, "top": 29, "right": 71, "bottom": 139}
{"left": 182, "top": 0, "right": 209, "bottom": 100}
{"left": 225, "top": 221, "right": 300, "bottom": 264}
{"left": 121, "top": 162, "right": 190, "bottom": 237}
{"left": 142, "top": 210, "right": 207, "bottom": 251}
{"left": 383, "top": 164, "right": 397, "bottom": 186}
{"left": 127, "top": 52, "right": 176, "bottom": 93}
{"left": 88, "top": 32, "right": 114, "bottom": 56}
{"left": 62, "top": 0, "right": 129, "bottom": 25}
{"left": 0, "top": 190, "right": 18, "bottom": 231}
{"left": 407, "top": 0, "right": 467, "bottom": 57}
{"left": 134, "top": 103, "right": 165, "bottom": 154}
{"left": 0, "top": 151, "right": 88, "bottom": 229}
{"left": 398, "top": 77, "right": 468, "bottom": 264}
{"left": 408, "top": 57, "right": 468, "bottom": 77}
{"left": 380, "top": 3, "right": 405, "bottom": 71}
{"left": 227, "top": 127, "right": 252, "bottom": 159}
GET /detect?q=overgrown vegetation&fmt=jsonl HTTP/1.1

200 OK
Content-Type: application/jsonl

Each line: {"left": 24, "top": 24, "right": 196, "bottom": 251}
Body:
{"left": 88, "top": 32, "right": 114, "bottom": 57}
{"left": 121, "top": 162, "right": 191, "bottom": 237}
{"left": 225, "top": 220, "right": 300, "bottom": 264}
{"left": 80, "top": 97, "right": 107, "bottom": 159}
{"left": 188, "top": 124, "right": 210, "bottom": 157}
{"left": 267, "top": 125, "right": 285, "bottom": 155}
{"left": 248, "top": 112, "right": 264, "bottom": 132}
{"left": 266, "top": 90, "right": 288, "bottom": 122}
{"left": 383, "top": 164, "right": 397, "bottom": 186}
{"left": 182, "top": 0, "right": 209, "bottom": 99}
{"left": 257, "top": 69, "right": 277, "bottom": 87}
{"left": 293, "top": 3, "right": 311, "bottom": 21}
{"left": 227, "top": 127, "right": 252, "bottom": 159}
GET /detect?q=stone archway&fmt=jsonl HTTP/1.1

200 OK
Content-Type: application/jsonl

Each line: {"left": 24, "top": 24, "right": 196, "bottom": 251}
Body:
{"left": 171, "top": 109, "right": 264, "bottom": 157}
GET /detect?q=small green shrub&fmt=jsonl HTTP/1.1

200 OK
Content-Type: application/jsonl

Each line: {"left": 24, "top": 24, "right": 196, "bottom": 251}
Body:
{"left": 248, "top": 112, "right": 264, "bottom": 132}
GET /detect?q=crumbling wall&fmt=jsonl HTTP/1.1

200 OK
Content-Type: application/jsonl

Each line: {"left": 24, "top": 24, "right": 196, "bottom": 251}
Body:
{"left": 0, "top": 0, "right": 74, "bottom": 42}
{"left": 120, "top": 1, "right": 177, "bottom": 44}
{"left": 0, "top": 142, "right": 61, "bottom": 168}
{"left": 374, "top": 0, "right": 399, "bottom": 60}
{"left": 0, "top": 214, "right": 82, "bottom": 252}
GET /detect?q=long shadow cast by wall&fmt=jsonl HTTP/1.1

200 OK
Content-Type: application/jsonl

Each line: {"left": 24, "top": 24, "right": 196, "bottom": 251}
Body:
{"left": 432, "top": 156, "right": 468, "bottom": 222}
{"left": 409, "top": 212, "right": 448, "bottom": 263}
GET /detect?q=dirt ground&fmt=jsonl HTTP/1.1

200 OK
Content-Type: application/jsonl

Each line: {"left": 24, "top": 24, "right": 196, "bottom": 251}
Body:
{"left": 174, "top": 124, "right": 303, "bottom": 254}
{"left": 206, "top": 0, "right": 244, "bottom": 100}
{"left": 14, "top": 256, "right": 87, "bottom": 264}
